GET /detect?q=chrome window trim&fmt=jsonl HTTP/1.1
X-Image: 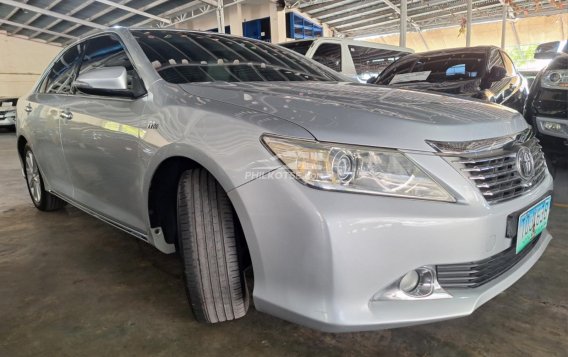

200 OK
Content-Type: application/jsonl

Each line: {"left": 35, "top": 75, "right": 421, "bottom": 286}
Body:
{"left": 33, "top": 31, "right": 147, "bottom": 98}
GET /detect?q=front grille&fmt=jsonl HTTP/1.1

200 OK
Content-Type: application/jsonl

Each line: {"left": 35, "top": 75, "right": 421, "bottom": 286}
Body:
{"left": 436, "top": 234, "right": 541, "bottom": 288}
{"left": 449, "top": 135, "right": 547, "bottom": 204}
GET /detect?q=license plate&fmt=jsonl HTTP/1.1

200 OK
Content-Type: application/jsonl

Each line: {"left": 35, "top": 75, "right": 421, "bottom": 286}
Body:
{"left": 516, "top": 196, "right": 551, "bottom": 253}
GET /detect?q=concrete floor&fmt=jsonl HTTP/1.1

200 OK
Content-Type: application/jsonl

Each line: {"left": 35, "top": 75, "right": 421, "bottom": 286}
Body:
{"left": 0, "top": 129, "right": 566, "bottom": 357}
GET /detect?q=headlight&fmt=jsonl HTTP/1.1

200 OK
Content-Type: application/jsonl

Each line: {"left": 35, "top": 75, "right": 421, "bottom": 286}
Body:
{"left": 262, "top": 135, "right": 455, "bottom": 202}
{"left": 541, "top": 69, "right": 568, "bottom": 90}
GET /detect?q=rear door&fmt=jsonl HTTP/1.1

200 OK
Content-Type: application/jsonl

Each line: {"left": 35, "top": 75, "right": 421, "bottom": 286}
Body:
{"left": 24, "top": 44, "right": 83, "bottom": 197}
{"left": 58, "top": 34, "right": 149, "bottom": 233}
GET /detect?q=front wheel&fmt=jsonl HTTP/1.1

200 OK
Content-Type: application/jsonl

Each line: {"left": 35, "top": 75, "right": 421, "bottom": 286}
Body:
{"left": 24, "top": 145, "right": 66, "bottom": 211}
{"left": 177, "top": 168, "right": 249, "bottom": 323}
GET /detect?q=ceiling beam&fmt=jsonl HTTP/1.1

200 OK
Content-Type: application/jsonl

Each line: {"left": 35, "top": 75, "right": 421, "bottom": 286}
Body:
{"left": 161, "top": 0, "right": 245, "bottom": 28}
{"left": 317, "top": 1, "right": 385, "bottom": 20}
{"left": 92, "top": 0, "right": 171, "bottom": 24}
{"left": 305, "top": 0, "right": 360, "bottom": 15}
{"left": 341, "top": 0, "right": 489, "bottom": 33}
{"left": 0, "top": 0, "right": 106, "bottom": 29}
{"left": 27, "top": 0, "right": 98, "bottom": 40}
{"left": 131, "top": 1, "right": 205, "bottom": 27}
{"left": 44, "top": 0, "right": 168, "bottom": 43}
{"left": 0, "top": 18, "right": 77, "bottom": 39}
{"left": 3, "top": 0, "right": 27, "bottom": 21}
{"left": 11, "top": 0, "right": 62, "bottom": 35}
{"left": 297, "top": 0, "right": 336, "bottom": 9}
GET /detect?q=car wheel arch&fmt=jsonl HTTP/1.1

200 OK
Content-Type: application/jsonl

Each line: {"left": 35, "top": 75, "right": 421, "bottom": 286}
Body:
{"left": 17, "top": 135, "right": 28, "bottom": 162}
{"left": 145, "top": 151, "right": 250, "bottom": 257}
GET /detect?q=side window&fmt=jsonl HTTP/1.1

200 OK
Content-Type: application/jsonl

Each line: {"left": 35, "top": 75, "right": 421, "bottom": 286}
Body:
{"left": 501, "top": 52, "right": 516, "bottom": 76}
{"left": 78, "top": 35, "right": 145, "bottom": 97}
{"left": 348, "top": 45, "right": 409, "bottom": 81}
{"left": 40, "top": 44, "right": 82, "bottom": 94}
{"left": 312, "top": 43, "right": 342, "bottom": 72}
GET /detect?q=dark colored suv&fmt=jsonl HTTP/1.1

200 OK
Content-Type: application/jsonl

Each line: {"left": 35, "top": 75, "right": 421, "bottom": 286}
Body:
{"left": 524, "top": 41, "right": 568, "bottom": 161}
{"left": 373, "top": 46, "right": 529, "bottom": 114}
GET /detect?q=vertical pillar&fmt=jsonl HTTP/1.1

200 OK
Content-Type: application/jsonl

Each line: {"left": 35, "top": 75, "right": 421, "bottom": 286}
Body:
{"left": 269, "top": 2, "right": 286, "bottom": 43}
{"left": 501, "top": 4, "right": 507, "bottom": 49}
{"left": 217, "top": 0, "right": 225, "bottom": 33}
{"left": 466, "top": 0, "right": 472, "bottom": 47}
{"left": 229, "top": 3, "right": 243, "bottom": 36}
{"left": 400, "top": 0, "right": 407, "bottom": 47}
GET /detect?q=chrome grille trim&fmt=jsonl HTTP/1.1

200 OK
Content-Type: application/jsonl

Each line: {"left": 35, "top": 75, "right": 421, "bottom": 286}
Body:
{"left": 445, "top": 132, "right": 548, "bottom": 205}
{"left": 436, "top": 234, "right": 541, "bottom": 288}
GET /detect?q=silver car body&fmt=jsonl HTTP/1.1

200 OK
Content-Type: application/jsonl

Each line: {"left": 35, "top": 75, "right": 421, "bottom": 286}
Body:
{"left": 17, "top": 28, "right": 553, "bottom": 332}
{"left": 0, "top": 97, "right": 17, "bottom": 127}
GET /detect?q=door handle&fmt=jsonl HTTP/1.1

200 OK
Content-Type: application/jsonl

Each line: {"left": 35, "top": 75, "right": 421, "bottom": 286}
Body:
{"left": 59, "top": 110, "right": 73, "bottom": 120}
{"left": 24, "top": 104, "right": 32, "bottom": 113}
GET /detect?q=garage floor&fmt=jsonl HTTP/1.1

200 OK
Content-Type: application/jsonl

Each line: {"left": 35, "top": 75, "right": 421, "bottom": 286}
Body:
{"left": 1, "top": 129, "right": 566, "bottom": 357}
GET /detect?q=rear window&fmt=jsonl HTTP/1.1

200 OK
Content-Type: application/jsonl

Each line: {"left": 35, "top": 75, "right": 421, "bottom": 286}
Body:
{"left": 377, "top": 52, "right": 487, "bottom": 85}
{"left": 131, "top": 31, "right": 339, "bottom": 83}
{"left": 279, "top": 40, "right": 314, "bottom": 55}
{"left": 348, "top": 45, "right": 410, "bottom": 82}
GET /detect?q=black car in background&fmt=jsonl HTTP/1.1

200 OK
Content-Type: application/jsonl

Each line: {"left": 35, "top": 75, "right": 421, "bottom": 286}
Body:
{"left": 524, "top": 41, "right": 568, "bottom": 161}
{"left": 373, "top": 46, "right": 528, "bottom": 113}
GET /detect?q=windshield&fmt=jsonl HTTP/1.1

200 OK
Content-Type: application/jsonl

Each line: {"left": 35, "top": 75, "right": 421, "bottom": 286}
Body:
{"left": 376, "top": 52, "right": 487, "bottom": 85}
{"left": 279, "top": 40, "right": 314, "bottom": 55}
{"left": 131, "top": 30, "right": 340, "bottom": 83}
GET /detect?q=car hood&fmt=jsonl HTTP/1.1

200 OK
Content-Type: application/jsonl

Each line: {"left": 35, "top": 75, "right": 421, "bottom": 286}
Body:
{"left": 178, "top": 81, "right": 528, "bottom": 152}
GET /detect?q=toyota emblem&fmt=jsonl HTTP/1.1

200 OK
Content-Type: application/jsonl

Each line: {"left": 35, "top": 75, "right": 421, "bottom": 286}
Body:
{"left": 516, "top": 146, "right": 535, "bottom": 181}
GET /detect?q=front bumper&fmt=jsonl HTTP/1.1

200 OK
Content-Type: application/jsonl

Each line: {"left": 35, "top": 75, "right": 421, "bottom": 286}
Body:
{"left": 229, "top": 161, "right": 554, "bottom": 332}
{"left": 0, "top": 110, "right": 16, "bottom": 126}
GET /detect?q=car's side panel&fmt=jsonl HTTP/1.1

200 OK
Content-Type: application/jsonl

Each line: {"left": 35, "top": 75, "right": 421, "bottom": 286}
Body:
{"left": 58, "top": 94, "right": 149, "bottom": 232}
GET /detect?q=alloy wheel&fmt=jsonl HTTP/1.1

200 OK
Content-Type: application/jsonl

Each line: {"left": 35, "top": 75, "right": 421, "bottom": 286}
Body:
{"left": 25, "top": 151, "right": 42, "bottom": 204}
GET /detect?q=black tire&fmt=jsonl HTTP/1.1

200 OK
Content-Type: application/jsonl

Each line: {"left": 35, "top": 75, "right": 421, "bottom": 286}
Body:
{"left": 23, "top": 144, "right": 66, "bottom": 211}
{"left": 177, "top": 168, "right": 248, "bottom": 323}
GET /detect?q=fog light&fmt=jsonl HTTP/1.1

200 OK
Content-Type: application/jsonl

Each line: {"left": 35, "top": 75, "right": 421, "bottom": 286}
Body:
{"left": 537, "top": 118, "right": 568, "bottom": 139}
{"left": 399, "top": 267, "right": 435, "bottom": 297}
{"left": 399, "top": 270, "right": 419, "bottom": 292}
{"left": 372, "top": 265, "right": 451, "bottom": 301}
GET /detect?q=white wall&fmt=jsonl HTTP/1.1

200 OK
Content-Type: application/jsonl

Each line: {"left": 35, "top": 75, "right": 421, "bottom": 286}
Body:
{"left": 0, "top": 32, "right": 61, "bottom": 97}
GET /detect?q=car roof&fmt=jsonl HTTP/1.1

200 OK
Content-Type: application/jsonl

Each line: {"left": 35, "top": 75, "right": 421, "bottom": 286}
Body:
{"left": 280, "top": 37, "right": 414, "bottom": 53}
{"left": 408, "top": 46, "right": 498, "bottom": 58}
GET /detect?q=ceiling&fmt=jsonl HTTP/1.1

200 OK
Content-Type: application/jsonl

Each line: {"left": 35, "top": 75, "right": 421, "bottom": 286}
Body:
{"left": 0, "top": 0, "right": 566, "bottom": 46}
{"left": 0, "top": 0, "right": 229, "bottom": 46}
{"left": 288, "top": 0, "right": 567, "bottom": 37}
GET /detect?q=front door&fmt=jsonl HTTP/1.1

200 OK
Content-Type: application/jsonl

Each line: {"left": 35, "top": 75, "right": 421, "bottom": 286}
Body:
{"left": 58, "top": 34, "right": 149, "bottom": 233}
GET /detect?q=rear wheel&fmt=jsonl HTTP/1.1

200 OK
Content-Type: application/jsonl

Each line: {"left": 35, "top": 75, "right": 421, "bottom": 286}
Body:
{"left": 24, "top": 145, "right": 66, "bottom": 211}
{"left": 177, "top": 168, "right": 248, "bottom": 323}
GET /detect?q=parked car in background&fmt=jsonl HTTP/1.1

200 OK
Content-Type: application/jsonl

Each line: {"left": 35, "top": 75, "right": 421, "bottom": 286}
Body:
{"left": 279, "top": 37, "right": 413, "bottom": 82}
{"left": 373, "top": 46, "right": 529, "bottom": 114}
{"left": 17, "top": 28, "right": 553, "bottom": 332}
{"left": 0, "top": 97, "right": 18, "bottom": 130}
{"left": 524, "top": 40, "right": 568, "bottom": 161}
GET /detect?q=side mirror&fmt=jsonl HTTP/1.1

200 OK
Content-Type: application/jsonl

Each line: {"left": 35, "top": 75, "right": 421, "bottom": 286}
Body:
{"left": 489, "top": 66, "right": 507, "bottom": 82}
{"left": 534, "top": 41, "right": 563, "bottom": 59}
{"left": 366, "top": 76, "right": 377, "bottom": 84}
{"left": 73, "top": 66, "right": 132, "bottom": 97}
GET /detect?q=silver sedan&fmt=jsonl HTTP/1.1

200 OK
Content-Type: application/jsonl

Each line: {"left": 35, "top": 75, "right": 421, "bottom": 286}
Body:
{"left": 16, "top": 28, "right": 554, "bottom": 332}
